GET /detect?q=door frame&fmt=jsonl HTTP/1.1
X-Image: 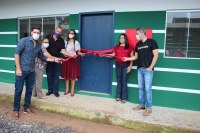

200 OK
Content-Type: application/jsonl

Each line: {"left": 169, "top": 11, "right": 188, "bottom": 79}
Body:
{"left": 78, "top": 11, "right": 115, "bottom": 95}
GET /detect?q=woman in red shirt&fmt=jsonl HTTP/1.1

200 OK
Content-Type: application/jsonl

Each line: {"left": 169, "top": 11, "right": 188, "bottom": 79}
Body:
{"left": 102, "top": 34, "right": 134, "bottom": 103}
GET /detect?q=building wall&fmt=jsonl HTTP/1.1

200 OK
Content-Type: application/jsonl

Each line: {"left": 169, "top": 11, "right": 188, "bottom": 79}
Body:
{"left": 0, "top": 0, "right": 200, "bottom": 19}
{"left": 0, "top": 1, "right": 200, "bottom": 111}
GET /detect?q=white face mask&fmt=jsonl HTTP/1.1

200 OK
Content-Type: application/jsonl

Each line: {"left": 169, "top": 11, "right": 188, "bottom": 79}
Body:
{"left": 32, "top": 33, "right": 40, "bottom": 40}
{"left": 136, "top": 34, "right": 141, "bottom": 41}
{"left": 43, "top": 43, "right": 49, "bottom": 48}
{"left": 69, "top": 34, "right": 75, "bottom": 39}
{"left": 119, "top": 38, "right": 125, "bottom": 44}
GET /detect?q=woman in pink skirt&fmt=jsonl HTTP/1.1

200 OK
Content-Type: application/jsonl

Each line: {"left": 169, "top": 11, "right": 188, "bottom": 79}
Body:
{"left": 61, "top": 29, "right": 85, "bottom": 96}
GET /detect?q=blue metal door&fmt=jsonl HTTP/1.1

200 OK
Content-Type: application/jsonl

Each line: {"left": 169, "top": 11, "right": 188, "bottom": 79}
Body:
{"left": 78, "top": 12, "right": 114, "bottom": 94}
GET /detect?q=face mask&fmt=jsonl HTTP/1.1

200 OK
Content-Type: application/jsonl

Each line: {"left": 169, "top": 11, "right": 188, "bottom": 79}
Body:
{"left": 119, "top": 38, "right": 125, "bottom": 44}
{"left": 136, "top": 34, "right": 141, "bottom": 40}
{"left": 69, "top": 34, "right": 75, "bottom": 39}
{"left": 32, "top": 33, "right": 40, "bottom": 40}
{"left": 55, "top": 32, "right": 61, "bottom": 38}
{"left": 43, "top": 43, "right": 49, "bottom": 48}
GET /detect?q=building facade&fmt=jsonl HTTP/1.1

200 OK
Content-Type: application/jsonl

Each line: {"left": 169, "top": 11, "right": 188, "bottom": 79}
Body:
{"left": 0, "top": 0, "right": 200, "bottom": 111}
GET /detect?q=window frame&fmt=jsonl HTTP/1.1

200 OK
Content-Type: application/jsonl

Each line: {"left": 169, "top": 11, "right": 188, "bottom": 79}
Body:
{"left": 18, "top": 14, "right": 69, "bottom": 41}
{"left": 164, "top": 9, "right": 200, "bottom": 60}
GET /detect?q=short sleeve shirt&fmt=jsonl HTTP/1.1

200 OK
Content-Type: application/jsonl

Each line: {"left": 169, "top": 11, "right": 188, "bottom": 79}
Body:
{"left": 113, "top": 45, "right": 134, "bottom": 63}
{"left": 135, "top": 38, "right": 158, "bottom": 68}
{"left": 46, "top": 34, "right": 65, "bottom": 57}
{"left": 65, "top": 40, "right": 80, "bottom": 55}
{"left": 35, "top": 46, "right": 48, "bottom": 71}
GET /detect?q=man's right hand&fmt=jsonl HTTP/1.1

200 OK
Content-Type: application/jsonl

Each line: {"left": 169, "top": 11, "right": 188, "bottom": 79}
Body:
{"left": 16, "top": 69, "right": 22, "bottom": 76}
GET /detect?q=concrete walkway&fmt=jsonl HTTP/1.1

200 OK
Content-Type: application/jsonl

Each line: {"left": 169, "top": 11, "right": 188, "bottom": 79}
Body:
{"left": 0, "top": 82, "right": 200, "bottom": 133}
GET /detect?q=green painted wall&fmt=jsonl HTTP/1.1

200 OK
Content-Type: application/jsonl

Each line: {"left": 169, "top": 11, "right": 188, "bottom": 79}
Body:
{"left": 0, "top": 12, "right": 200, "bottom": 111}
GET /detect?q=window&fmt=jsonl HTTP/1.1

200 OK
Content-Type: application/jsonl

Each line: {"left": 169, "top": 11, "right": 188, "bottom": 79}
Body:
{"left": 19, "top": 15, "right": 69, "bottom": 40}
{"left": 165, "top": 11, "right": 200, "bottom": 59}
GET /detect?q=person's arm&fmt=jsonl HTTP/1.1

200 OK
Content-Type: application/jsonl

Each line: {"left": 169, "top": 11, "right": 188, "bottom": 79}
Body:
{"left": 38, "top": 49, "right": 60, "bottom": 62}
{"left": 77, "top": 50, "right": 85, "bottom": 57}
{"left": 147, "top": 49, "right": 158, "bottom": 71}
{"left": 123, "top": 52, "right": 138, "bottom": 62}
{"left": 14, "top": 39, "right": 26, "bottom": 76}
{"left": 126, "top": 51, "right": 134, "bottom": 73}
{"left": 14, "top": 54, "right": 22, "bottom": 76}
{"left": 61, "top": 49, "right": 74, "bottom": 57}
{"left": 100, "top": 52, "right": 115, "bottom": 58}
{"left": 43, "top": 51, "right": 54, "bottom": 59}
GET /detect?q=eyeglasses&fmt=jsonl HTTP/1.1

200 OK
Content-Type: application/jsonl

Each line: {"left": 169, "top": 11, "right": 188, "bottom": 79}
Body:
{"left": 43, "top": 42, "right": 49, "bottom": 43}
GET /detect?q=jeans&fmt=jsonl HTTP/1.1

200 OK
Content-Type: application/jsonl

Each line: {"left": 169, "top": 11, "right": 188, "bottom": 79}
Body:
{"left": 14, "top": 71, "right": 35, "bottom": 111}
{"left": 116, "top": 62, "right": 129, "bottom": 100}
{"left": 138, "top": 68, "right": 154, "bottom": 109}
{"left": 46, "top": 62, "right": 60, "bottom": 94}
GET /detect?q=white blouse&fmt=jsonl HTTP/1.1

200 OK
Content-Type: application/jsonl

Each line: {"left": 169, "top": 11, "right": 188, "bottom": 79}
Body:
{"left": 65, "top": 40, "right": 80, "bottom": 55}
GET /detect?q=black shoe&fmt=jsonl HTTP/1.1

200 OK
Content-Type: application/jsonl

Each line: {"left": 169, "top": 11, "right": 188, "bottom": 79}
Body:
{"left": 46, "top": 91, "right": 53, "bottom": 96}
{"left": 54, "top": 93, "right": 60, "bottom": 97}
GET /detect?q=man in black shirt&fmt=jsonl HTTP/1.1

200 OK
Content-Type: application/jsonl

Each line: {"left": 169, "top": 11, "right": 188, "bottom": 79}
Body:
{"left": 46, "top": 26, "right": 72, "bottom": 97}
{"left": 123, "top": 27, "right": 158, "bottom": 116}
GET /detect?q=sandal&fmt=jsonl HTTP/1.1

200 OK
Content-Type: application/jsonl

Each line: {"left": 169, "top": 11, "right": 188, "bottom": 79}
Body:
{"left": 64, "top": 92, "right": 69, "bottom": 95}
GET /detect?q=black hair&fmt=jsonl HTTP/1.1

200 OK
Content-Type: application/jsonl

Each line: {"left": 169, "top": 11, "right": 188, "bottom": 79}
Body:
{"left": 31, "top": 27, "right": 41, "bottom": 32}
{"left": 41, "top": 37, "right": 49, "bottom": 43}
{"left": 118, "top": 33, "right": 129, "bottom": 49}
{"left": 66, "top": 29, "right": 77, "bottom": 41}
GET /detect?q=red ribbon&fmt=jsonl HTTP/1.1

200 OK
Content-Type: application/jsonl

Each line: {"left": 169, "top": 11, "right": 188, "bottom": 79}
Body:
{"left": 59, "top": 48, "right": 126, "bottom": 62}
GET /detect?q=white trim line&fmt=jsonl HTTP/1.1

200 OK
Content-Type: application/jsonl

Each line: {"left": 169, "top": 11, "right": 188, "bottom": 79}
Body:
{"left": 0, "top": 69, "right": 15, "bottom": 74}
{"left": 114, "top": 30, "right": 166, "bottom": 34}
{"left": 0, "top": 57, "right": 14, "bottom": 60}
{"left": 152, "top": 30, "right": 166, "bottom": 34}
{"left": 0, "top": 32, "right": 18, "bottom": 34}
{"left": 71, "top": 30, "right": 165, "bottom": 34}
{"left": 114, "top": 30, "right": 125, "bottom": 33}
{"left": 112, "top": 82, "right": 200, "bottom": 94}
{"left": 113, "top": 65, "right": 200, "bottom": 74}
{"left": 0, "top": 45, "right": 16, "bottom": 47}
{"left": 79, "top": 90, "right": 110, "bottom": 95}
{"left": 158, "top": 49, "right": 164, "bottom": 53}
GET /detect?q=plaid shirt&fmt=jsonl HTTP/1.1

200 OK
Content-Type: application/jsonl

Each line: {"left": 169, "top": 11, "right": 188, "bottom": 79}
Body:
{"left": 35, "top": 47, "right": 47, "bottom": 71}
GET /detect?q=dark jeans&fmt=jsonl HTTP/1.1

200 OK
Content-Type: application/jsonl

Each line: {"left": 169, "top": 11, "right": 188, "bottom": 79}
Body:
{"left": 46, "top": 62, "right": 61, "bottom": 94}
{"left": 116, "top": 62, "right": 129, "bottom": 100}
{"left": 14, "top": 71, "right": 35, "bottom": 111}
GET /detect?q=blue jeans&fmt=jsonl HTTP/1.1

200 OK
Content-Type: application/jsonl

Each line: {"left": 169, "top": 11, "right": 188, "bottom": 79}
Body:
{"left": 116, "top": 62, "right": 129, "bottom": 100}
{"left": 14, "top": 71, "right": 35, "bottom": 111}
{"left": 138, "top": 68, "right": 154, "bottom": 109}
{"left": 46, "top": 62, "right": 60, "bottom": 94}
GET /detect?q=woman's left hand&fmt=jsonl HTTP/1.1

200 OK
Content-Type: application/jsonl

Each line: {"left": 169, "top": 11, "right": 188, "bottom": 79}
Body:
{"left": 126, "top": 66, "right": 132, "bottom": 73}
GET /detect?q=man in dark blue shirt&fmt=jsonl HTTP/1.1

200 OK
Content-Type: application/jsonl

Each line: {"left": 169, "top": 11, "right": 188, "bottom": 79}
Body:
{"left": 13, "top": 28, "right": 59, "bottom": 119}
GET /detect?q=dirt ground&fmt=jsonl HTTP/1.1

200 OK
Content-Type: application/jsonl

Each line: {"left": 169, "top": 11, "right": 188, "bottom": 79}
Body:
{"left": 0, "top": 102, "right": 143, "bottom": 133}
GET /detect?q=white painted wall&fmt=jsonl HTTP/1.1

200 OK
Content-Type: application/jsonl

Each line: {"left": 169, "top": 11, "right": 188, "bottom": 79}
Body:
{"left": 0, "top": 0, "right": 199, "bottom": 19}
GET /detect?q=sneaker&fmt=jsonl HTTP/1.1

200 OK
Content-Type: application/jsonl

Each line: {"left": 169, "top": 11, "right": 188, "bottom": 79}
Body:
{"left": 46, "top": 91, "right": 53, "bottom": 96}
{"left": 121, "top": 100, "right": 126, "bottom": 104}
{"left": 133, "top": 105, "right": 145, "bottom": 111}
{"left": 143, "top": 108, "right": 152, "bottom": 116}
{"left": 24, "top": 108, "right": 34, "bottom": 114}
{"left": 116, "top": 98, "right": 120, "bottom": 102}
{"left": 54, "top": 93, "right": 60, "bottom": 97}
{"left": 12, "top": 111, "right": 19, "bottom": 119}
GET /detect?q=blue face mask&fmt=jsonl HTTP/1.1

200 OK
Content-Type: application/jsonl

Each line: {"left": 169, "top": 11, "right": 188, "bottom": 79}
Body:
{"left": 54, "top": 32, "right": 61, "bottom": 38}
